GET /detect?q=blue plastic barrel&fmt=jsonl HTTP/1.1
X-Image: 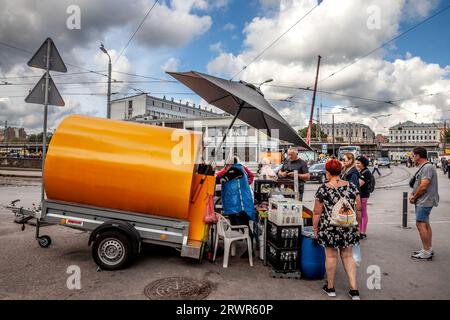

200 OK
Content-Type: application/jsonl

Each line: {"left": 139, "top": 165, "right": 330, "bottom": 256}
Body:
{"left": 300, "top": 235, "right": 326, "bottom": 279}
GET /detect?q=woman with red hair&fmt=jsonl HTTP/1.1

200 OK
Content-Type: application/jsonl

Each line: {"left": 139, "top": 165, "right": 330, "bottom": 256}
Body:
{"left": 313, "top": 158, "right": 362, "bottom": 300}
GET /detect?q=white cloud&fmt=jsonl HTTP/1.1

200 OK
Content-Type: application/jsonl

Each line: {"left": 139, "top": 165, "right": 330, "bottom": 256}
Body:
{"left": 209, "top": 42, "right": 223, "bottom": 53}
{"left": 403, "top": 0, "right": 441, "bottom": 20}
{"left": 134, "top": 2, "right": 212, "bottom": 49}
{"left": 0, "top": 0, "right": 223, "bottom": 131}
{"left": 161, "top": 57, "right": 181, "bottom": 72}
{"left": 223, "top": 23, "right": 236, "bottom": 31}
{"left": 207, "top": 0, "right": 449, "bottom": 134}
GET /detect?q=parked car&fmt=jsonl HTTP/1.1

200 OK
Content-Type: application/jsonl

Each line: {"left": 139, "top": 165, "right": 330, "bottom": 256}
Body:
{"left": 377, "top": 157, "right": 391, "bottom": 168}
{"left": 308, "top": 163, "right": 327, "bottom": 184}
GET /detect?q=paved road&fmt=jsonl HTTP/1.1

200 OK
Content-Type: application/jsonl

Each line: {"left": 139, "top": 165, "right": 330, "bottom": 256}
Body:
{"left": 0, "top": 165, "right": 449, "bottom": 300}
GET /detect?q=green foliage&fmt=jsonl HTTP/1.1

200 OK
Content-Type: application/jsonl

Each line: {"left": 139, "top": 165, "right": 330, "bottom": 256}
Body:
{"left": 298, "top": 123, "right": 328, "bottom": 139}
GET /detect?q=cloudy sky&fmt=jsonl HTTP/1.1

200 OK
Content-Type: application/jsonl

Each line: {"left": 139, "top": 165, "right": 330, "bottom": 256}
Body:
{"left": 0, "top": 0, "right": 449, "bottom": 134}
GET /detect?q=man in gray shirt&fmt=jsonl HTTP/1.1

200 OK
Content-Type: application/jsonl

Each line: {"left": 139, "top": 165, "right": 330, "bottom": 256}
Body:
{"left": 278, "top": 147, "right": 310, "bottom": 201}
{"left": 409, "top": 147, "right": 439, "bottom": 260}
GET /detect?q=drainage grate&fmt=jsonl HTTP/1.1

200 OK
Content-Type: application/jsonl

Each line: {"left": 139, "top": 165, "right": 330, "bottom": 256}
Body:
{"left": 144, "top": 277, "right": 212, "bottom": 300}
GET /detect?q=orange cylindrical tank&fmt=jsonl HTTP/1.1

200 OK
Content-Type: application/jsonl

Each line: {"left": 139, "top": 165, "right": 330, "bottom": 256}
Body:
{"left": 44, "top": 114, "right": 201, "bottom": 219}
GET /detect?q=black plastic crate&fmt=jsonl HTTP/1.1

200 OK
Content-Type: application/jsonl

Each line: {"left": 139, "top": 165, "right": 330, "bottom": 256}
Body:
{"left": 266, "top": 241, "right": 300, "bottom": 272}
{"left": 254, "top": 191, "right": 270, "bottom": 202}
{"left": 267, "top": 221, "right": 302, "bottom": 249}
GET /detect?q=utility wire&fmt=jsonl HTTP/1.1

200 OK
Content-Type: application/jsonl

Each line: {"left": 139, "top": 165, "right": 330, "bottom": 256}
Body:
{"left": 269, "top": 84, "right": 387, "bottom": 104}
{"left": 114, "top": 0, "right": 159, "bottom": 65}
{"left": 229, "top": 3, "right": 320, "bottom": 81}
{"left": 285, "top": 4, "right": 450, "bottom": 101}
{"left": 0, "top": 40, "right": 153, "bottom": 95}
{"left": 2, "top": 91, "right": 196, "bottom": 99}
{"left": 1, "top": 80, "right": 180, "bottom": 86}
{"left": 113, "top": 70, "right": 176, "bottom": 82}
{"left": 318, "top": 4, "right": 450, "bottom": 85}
{"left": 0, "top": 71, "right": 105, "bottom": 80}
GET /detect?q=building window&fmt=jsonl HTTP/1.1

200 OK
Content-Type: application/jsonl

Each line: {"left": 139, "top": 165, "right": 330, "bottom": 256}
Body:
{"left": 128, "top": 100, "right": 133, "bottom": 118}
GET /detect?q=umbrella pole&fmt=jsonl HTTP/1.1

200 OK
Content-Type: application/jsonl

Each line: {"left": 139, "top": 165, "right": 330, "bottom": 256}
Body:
{"left": 213, "top": 103, "right": 244, "bottom": 157}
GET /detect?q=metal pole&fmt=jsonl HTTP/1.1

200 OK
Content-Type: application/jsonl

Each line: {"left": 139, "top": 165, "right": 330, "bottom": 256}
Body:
{"left": 41, "top": 39, "right": 51, "bottom": 203}
{"left": 306, "top": 55, "right": 321, "bottom": 145}
{"left": 37, "top": 39, "right": 51, "bottom": 240}
{"left": 316, "top": 106, "right": 320, "bottom": 143}
{"left": 332, "top": 114, "right": 335, "bottom": 156}
{"left": 107, "top": 58, "right": 112, "bottom": 119}
{"left": 444, "top": 120, "right": 447, "bottom": 154}
{"left": 402, "top": 192, "right": 408, "bottom": 228}
{"left": 349, "top": 122, "right": 352, "bottom": 145}
{"left": 213, "top": 103, "right": 244, "bottom": 157}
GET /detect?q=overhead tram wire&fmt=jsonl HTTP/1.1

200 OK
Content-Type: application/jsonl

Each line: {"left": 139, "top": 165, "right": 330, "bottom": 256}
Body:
{"left": 318, "top": 4, "right": 450, "bottom": 85}
{"left": 229, "top": 3, "right": 320, "bottom": 81}
{"left": 0, "top": 71, "right": 106, "bottom": 80}
{"left": 286, "top": 4, "right": 450, "bottom": 101}
{"left": 268, "top": 83, "right": 450, "bottom": 110}
{"left": 2, "top": 91, "right": 197, "bottom": 99}
{"left": 114, "top": 0, "right": 159, "bottom": 65}
{"left": 112, "top": 71, "right": 177, "bottom": 82}
{"left": 0, "top": 40, "right": 151, "bottom": 96}
{"left": 1, "top": 80, "right": 183, "bottom": 86}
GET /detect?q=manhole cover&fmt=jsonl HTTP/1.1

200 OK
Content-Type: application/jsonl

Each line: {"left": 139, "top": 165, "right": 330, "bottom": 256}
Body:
{"left": 144, "top": 277, "right": 212, "bottom": 300}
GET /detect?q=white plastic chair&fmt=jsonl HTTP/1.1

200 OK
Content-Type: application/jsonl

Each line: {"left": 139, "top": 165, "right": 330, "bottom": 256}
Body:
{"left": 213, "top": 213, "right": 253, "bottom": 268}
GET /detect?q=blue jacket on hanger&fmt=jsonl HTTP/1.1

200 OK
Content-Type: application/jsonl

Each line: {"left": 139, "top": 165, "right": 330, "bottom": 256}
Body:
{"left": 221, "top": 163, "right": 256, "bottom": 221}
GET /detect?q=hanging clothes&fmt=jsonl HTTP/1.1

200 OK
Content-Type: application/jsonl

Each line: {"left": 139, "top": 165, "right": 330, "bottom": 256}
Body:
{"left": 220, "top": 163, "right": 256, "bottom": 221}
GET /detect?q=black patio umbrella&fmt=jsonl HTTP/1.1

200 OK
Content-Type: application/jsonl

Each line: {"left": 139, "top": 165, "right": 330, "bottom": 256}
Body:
{"left": 167, "top": 71, "right": 311, "bottom": 152}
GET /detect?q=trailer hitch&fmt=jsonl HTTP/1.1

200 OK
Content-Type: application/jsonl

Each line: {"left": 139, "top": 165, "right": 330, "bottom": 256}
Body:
{"left": 7, "top": 199, "right": 39, "bottom": 231}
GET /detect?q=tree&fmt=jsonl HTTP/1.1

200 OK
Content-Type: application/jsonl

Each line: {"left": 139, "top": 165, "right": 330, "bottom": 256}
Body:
{"left": 28, "top": 132, "right": 53, "bottom": 143}
{"left": 298, "top": 123, "right": 328, "bottom": 140}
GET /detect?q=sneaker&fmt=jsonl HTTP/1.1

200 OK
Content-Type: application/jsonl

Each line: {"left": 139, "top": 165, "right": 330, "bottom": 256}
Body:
{"left": 323, "top": 284, "right": 336, "bottom": 297}
{"left": 360, "top": 234, "right": 367, "bottom": 240}
{"left": 349, "top": 289, "right": 360, "bottom": 300}
{"left": 412, "top": 249, "right": 434, "bottom": 256}
{"left": 411, "top": 250, "right": 433, "bottom": 260}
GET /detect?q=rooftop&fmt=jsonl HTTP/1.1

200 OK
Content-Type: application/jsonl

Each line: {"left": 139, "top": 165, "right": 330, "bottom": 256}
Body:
{"left": 321, "top": 122, "right": 374, "bottom": 130}
{"left": 389, "top": 121, "right": 438, "bottom": 130}
{"left": 112, "top": 93, "right": 219, "bottom": 115}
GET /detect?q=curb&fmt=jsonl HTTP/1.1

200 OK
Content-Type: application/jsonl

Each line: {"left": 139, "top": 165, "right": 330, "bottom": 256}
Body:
{"left": 0, "top": 173, "right": 42, "bottom": 178}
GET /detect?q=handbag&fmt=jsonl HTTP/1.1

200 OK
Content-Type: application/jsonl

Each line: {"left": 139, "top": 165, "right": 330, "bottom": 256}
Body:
{"left": 324, "top": 186, "right": 358, "bottom": 228}
{"left": 203, "top": 195, "right": 218, "bottom": 224}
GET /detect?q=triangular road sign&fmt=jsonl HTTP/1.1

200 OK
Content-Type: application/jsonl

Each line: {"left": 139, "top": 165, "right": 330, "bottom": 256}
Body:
{"left": 27, "top": 37, "right": 67, "bottom": 73}
{"left": 25, "top": 72, "right": 65, "bottom": 106}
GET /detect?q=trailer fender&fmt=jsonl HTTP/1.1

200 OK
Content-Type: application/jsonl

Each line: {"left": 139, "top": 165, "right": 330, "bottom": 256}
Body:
{"left": 89, "top": 220, "right": 141, "bottom": 255}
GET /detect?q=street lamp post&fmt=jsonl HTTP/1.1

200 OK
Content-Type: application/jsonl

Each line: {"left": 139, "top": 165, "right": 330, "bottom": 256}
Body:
{"left": 258, "top": 79, "right": 273, "bottom": 88}
{"left": 100, "top": 43, "right": 112, "bottom": 119}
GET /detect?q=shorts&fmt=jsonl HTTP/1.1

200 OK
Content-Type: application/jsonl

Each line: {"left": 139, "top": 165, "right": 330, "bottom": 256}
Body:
{"left": 415, "top": 206, "right": 432, "bottom": 223}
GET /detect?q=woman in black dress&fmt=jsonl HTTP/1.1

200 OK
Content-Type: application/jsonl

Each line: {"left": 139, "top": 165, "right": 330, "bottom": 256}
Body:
{"left": 313, "top": 159, "right": 362, "bottom": 300}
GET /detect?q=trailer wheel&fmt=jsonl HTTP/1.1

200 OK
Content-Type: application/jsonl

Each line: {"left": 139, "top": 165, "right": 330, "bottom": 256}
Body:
{"left": 92, "top": 231, "right": 131, "bottom": 270}
{"left": 37, "top": 235, "right": 52, "bottom": 248}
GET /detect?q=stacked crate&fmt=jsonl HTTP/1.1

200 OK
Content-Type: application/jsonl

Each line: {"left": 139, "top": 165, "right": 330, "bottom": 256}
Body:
{"left": 266, "top": 198, "right": 303, "bottom": 277}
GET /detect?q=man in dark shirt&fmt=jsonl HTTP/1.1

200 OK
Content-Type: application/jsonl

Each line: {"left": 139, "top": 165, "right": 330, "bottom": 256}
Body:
{"left": 278, "top": 147, "right": 310, "bottom": 201}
